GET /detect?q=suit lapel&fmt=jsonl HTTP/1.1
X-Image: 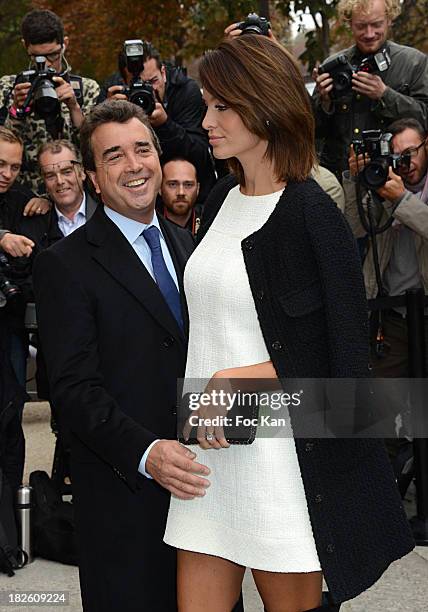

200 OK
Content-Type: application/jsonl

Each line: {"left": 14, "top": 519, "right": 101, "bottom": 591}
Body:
{"left": 86, "top": 208, "right": 185, "bottom": 344}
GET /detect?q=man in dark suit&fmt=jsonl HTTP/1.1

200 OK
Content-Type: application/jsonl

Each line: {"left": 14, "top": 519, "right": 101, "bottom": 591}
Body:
{"left": 32, "top": 100, "right": 212, "bottom": 612}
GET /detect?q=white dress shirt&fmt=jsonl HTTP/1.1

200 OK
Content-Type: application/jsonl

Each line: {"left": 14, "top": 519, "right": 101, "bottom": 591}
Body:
{"left": 55, "top": 194, "right": 87, "bottom": 237}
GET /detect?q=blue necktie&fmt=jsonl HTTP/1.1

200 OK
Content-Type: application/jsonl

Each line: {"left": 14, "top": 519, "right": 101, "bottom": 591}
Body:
{"left": 142, "top": 226, "right": 183, "bottom": 331}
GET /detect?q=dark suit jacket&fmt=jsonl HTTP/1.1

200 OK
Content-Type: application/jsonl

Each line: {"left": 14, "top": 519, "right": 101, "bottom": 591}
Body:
{"left": 33, "top": 206, "right": 194, "bottom": 612}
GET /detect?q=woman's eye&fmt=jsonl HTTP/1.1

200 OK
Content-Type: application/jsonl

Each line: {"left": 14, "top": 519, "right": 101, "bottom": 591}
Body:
{"left": 215, "top": 104, "right": 228, "bottom": 112}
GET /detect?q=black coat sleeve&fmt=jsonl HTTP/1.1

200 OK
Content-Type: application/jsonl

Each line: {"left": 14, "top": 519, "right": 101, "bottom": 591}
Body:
{"left": 33, "top": 247, "right": 157, "bottom": 490}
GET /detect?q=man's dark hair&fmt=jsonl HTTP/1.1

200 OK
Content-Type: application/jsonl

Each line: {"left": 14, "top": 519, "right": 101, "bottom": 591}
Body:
{"left": 21, "top": 9, "right": 64, "bottom": 46}
{"left": 388, "top": 118, "right": 427, "bottom": 140}
{"left": 144, "top": 43, "right": 162, "bottom": 71}
{"left": 80, "top": 99, "right": 162, "bottom": 172}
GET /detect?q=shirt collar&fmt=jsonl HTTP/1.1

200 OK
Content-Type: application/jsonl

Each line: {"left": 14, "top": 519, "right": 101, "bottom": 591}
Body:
{"left": 55, "top": 193, "right": 86, "bottom": 223}
{"left": 103, "top": 206, "right": 163, "bottom": 246}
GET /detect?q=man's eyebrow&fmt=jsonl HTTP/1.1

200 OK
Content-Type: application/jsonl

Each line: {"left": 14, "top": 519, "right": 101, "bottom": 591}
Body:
{"left": 102, "top": 145, "right": 121, "bottom": 159}
{"left": 135, "top": 140, "right": 152, "bottom": 147}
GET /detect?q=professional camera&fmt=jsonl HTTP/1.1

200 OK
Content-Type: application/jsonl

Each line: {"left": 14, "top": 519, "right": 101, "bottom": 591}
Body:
{"left": 0, "top": 253, "right": 22, "bottom": 307}
{"left": 14, "top": 56, "right": 61, "bottom": 120}
{"left": 122, "top": 39, "right": 156, "bottom": 116}
{"left": 353, "top": 129, "right": 411, "bottom": 189}
{"left": 236, "top": 13, "right": 271, "bottom": 36}
{"left": 319, "top": 46, "right": 391, "bottom": 99}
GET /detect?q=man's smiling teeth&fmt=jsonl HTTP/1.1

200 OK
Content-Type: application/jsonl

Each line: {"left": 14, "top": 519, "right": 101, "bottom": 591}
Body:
{"left": 125, "top": 178, "right": 147, "bottom": 188}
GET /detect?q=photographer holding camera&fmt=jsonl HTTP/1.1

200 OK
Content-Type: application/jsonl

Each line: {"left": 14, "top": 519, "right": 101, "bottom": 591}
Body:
{"left": 103, "top": 41, "right": 216, "bottom": 201}
{"left": 313, "top": 0, "right": 428, "bottom": 181}
{"left": 344, "top": 118, "right": 428, "bottom": 396}
{"left": 0, "top": 9, "right": 99, "bottom": 195}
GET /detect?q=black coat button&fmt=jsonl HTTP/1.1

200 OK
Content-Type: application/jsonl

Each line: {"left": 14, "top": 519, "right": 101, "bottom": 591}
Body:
{"left": 257, "top": 290, "right": 265, "bottom": 300}
{"left": 305, "top": 442, "right": 314, "bottom": 452}
{"left": 315, "top": 494, "right": 323, "bottom": 503}
{"left": 326, "top": 544, "right": 335, "bottom": 553}
{"left": 244, "top": 239, "right": 254, "bottom": 251}
{"left": 272, "top": 340, "right": 283, "bottom": 351}
{"left": 163, "top": 336, "right": 175, "bottom": 348}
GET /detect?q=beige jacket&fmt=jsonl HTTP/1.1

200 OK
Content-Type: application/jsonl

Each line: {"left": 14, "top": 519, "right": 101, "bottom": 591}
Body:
{"left": 343, "top": 175, "right": 428, "bottom": 299}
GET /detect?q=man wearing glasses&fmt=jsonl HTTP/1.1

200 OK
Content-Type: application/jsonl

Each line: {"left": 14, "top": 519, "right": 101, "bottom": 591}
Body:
{"left": 313, "top": 0, "right": 428, "bottom": 182}
{"left": 344, "top": 118, "right": 428, "bottom": 433}
{"left": 0, "top": 9, "right": 99, "bottom": 195}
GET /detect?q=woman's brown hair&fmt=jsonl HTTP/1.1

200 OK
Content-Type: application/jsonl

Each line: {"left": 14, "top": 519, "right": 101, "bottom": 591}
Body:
{"left": 199, "top": 35, "right": 315, "bottom": 185}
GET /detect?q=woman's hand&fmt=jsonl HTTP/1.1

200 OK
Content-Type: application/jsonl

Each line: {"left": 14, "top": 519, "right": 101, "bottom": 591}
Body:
{"left": 183, "top": 370, "right": 231, "bottom": 450}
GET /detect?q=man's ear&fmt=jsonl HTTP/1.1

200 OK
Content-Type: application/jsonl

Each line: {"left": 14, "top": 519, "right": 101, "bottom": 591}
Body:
{"left": 21, "top": 39, "right": 27, "bottom": 51}
{"left": 196, "top": 182, "right": 200, "bottom": 197}
{"left": 161, "top": 65, "right": 167, "bottom": 81}
{"left": 87, "top": 170, "right": 100, "bottom": 194}
{"left": 63, "top": 37, "right": 69, "bottom": 52}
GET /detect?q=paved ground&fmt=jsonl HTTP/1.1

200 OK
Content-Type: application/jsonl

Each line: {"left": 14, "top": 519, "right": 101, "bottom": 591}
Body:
{"left": 0, "top": 401, "right": 427, "bottom": 611}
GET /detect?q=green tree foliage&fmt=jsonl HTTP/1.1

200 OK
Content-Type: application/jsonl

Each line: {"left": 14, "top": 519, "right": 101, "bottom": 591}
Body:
{"left": 0, "top": 0, "right": 32, "bottom": 79}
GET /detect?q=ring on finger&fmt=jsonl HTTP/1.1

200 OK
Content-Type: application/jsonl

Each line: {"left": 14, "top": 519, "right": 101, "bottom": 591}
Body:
{"left": 205, "top": 432, "right": 215, "bottom": 442}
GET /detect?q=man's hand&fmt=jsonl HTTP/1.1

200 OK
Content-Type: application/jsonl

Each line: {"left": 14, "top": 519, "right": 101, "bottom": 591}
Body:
{"left": 12, "top": 81, "right": 32, "bottom": 110}
{"left": 145, "top": 440, "right": 210, "bottom": 500}
{"left": 149, "top": 102, "right": 168, "bottom": 128}
{"left": 224, "top": 22, "right": 277, "bottom": 41}
{"left": 352, "top": 72, "right": 386, "bottom": 100}
{"left": 348, "top": 145, "right": 369, "bottom": 177}
{"left": 314, "top": 68, "right": 333, "bottom": 112}
{"left": 106, "top": 85, "right": 128, "bottom": 101}
{"left": 377, "top": 168, "right": 406, "bottom": 202}
{"left": 23, "top": 197, "right": 51, "bottom": 217}
{"left": 0, "top": 233, "right": 34, "bottom": 257}
{"left": 52, "top": 76, "right": 79, "bottom": 109}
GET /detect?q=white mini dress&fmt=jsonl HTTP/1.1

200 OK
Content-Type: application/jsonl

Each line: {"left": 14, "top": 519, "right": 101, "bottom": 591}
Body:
{"left": 164, "top": 185, "right": 321, "bottom": 572}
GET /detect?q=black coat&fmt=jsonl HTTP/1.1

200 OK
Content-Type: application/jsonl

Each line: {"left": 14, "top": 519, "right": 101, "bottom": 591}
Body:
{"left": 198, "top": 175, "right": 415, "bottom": 604}
{"left": 33, "top": 207, "right": 194, "bottom": 612}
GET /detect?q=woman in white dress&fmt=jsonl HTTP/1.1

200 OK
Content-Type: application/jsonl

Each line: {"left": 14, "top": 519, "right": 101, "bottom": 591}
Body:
{"left": 164, "top": 33, "right": 414, "bottom": 612}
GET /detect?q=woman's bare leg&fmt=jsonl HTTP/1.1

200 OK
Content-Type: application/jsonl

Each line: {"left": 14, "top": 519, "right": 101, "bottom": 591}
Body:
{"left": 251, "top": 569, "right": 323, "bottom": 612}
{"left": 177, "top": 550, "right": 245, "bottom": 612}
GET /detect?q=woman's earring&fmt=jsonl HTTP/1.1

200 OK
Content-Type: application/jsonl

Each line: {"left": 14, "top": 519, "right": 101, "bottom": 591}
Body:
{"left": 266, "top": 119, "right": 270, "bottom": 127}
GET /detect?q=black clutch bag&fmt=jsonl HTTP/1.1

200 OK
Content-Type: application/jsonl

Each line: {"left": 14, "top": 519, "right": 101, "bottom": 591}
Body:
{"left": 177, "top": 390, "right": 259, "bottom": 445}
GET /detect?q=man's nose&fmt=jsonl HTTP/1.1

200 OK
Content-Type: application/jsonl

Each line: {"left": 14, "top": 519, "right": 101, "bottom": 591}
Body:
{"left": 364, "top": 25, "right": 376, "bottom": 37}
{"left": 177, "top": 183, "right": 185, "bottom": 195}
{"left": 2, "top": 165, "right": 12, "bottom": 179}
{"left": 125, "top": 151, "right": 143, "bottom": 172}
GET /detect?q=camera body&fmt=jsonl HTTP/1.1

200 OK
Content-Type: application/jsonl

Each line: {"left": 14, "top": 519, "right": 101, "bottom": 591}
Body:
{"left": 123, "top": 39, "right": 156, "bottom": 116}
{"left": 0, "top": 253, "right": 23, "bottom": 308}
{"left": 319, "top": 46, "right": 391, "bottom": 99}
{"left": 353, "top": 129, "right": 411, "bottom": 189}
{"left": 15, "top": 56, "right": 60, "bottom": 120}
{"left": 236, "top": 13, "right": 271, "bottom": 36}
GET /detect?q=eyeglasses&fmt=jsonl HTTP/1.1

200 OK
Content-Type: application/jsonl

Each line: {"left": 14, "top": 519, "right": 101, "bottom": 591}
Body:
{"left": 41, "top": 160, "right": 81, "bottom": 182}
{"left": 399, "top": 139, "right": 427, "bottom": 159}
{"left": 28, "top": 46, "right": 62, "bottom": 63}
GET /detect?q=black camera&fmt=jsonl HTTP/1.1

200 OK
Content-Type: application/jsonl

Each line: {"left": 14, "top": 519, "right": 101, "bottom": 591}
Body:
{"left": 14, "top": 56, "right": 61, "bottom": 120}
{"left": 353, "top": 129, "right": 411, "bottom": 190}
{"left": 319, "top": 46, "right": 391, "bottom": 99}
{"left": 236, "top": 13, "right": 271, "bottom": 36}
{"left": 122, "top": 39, "right": 156, "bottom": 116}
{"left": 0, "top": 253, "right": 22, "bottom": 307}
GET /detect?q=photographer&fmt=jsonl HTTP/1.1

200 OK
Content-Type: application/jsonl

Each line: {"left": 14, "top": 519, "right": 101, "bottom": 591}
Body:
{"left": 344, "top": 118, "right": 428, "bottom": 394}
{"left": 0, "top": 9, "right": 99, "bottom": 195}
{"left": 313, "top": 0, "right": 428, "bottom": 181}
{"left": 104, "top": 43, "right": 216, "bottom": 201}
{"left": 0, "top": 127, "right": 51, "bottom": 394}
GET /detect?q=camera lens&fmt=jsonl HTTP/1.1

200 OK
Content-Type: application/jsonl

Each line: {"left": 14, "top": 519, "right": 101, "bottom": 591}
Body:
{"left": 33, "top": 80, "right": 61, "bottom": 119}
{"left": 361, "top": 159, "right": 389, "bottom": 189}
{"left": 129, "top": 89, "right": 156, "bottom": 115}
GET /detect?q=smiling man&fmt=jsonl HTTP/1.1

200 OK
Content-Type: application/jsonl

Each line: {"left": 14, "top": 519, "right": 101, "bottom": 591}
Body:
{"left": 313, "top": 0, "right": 428, "bottom": 181}
{"left": 32, "top": 100, "right": 209, "bottom": 612}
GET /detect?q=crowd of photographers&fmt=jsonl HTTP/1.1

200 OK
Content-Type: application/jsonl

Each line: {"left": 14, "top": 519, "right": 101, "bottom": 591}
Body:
{"left": 1, "top": 0, "right": 428, "bottom": 512}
